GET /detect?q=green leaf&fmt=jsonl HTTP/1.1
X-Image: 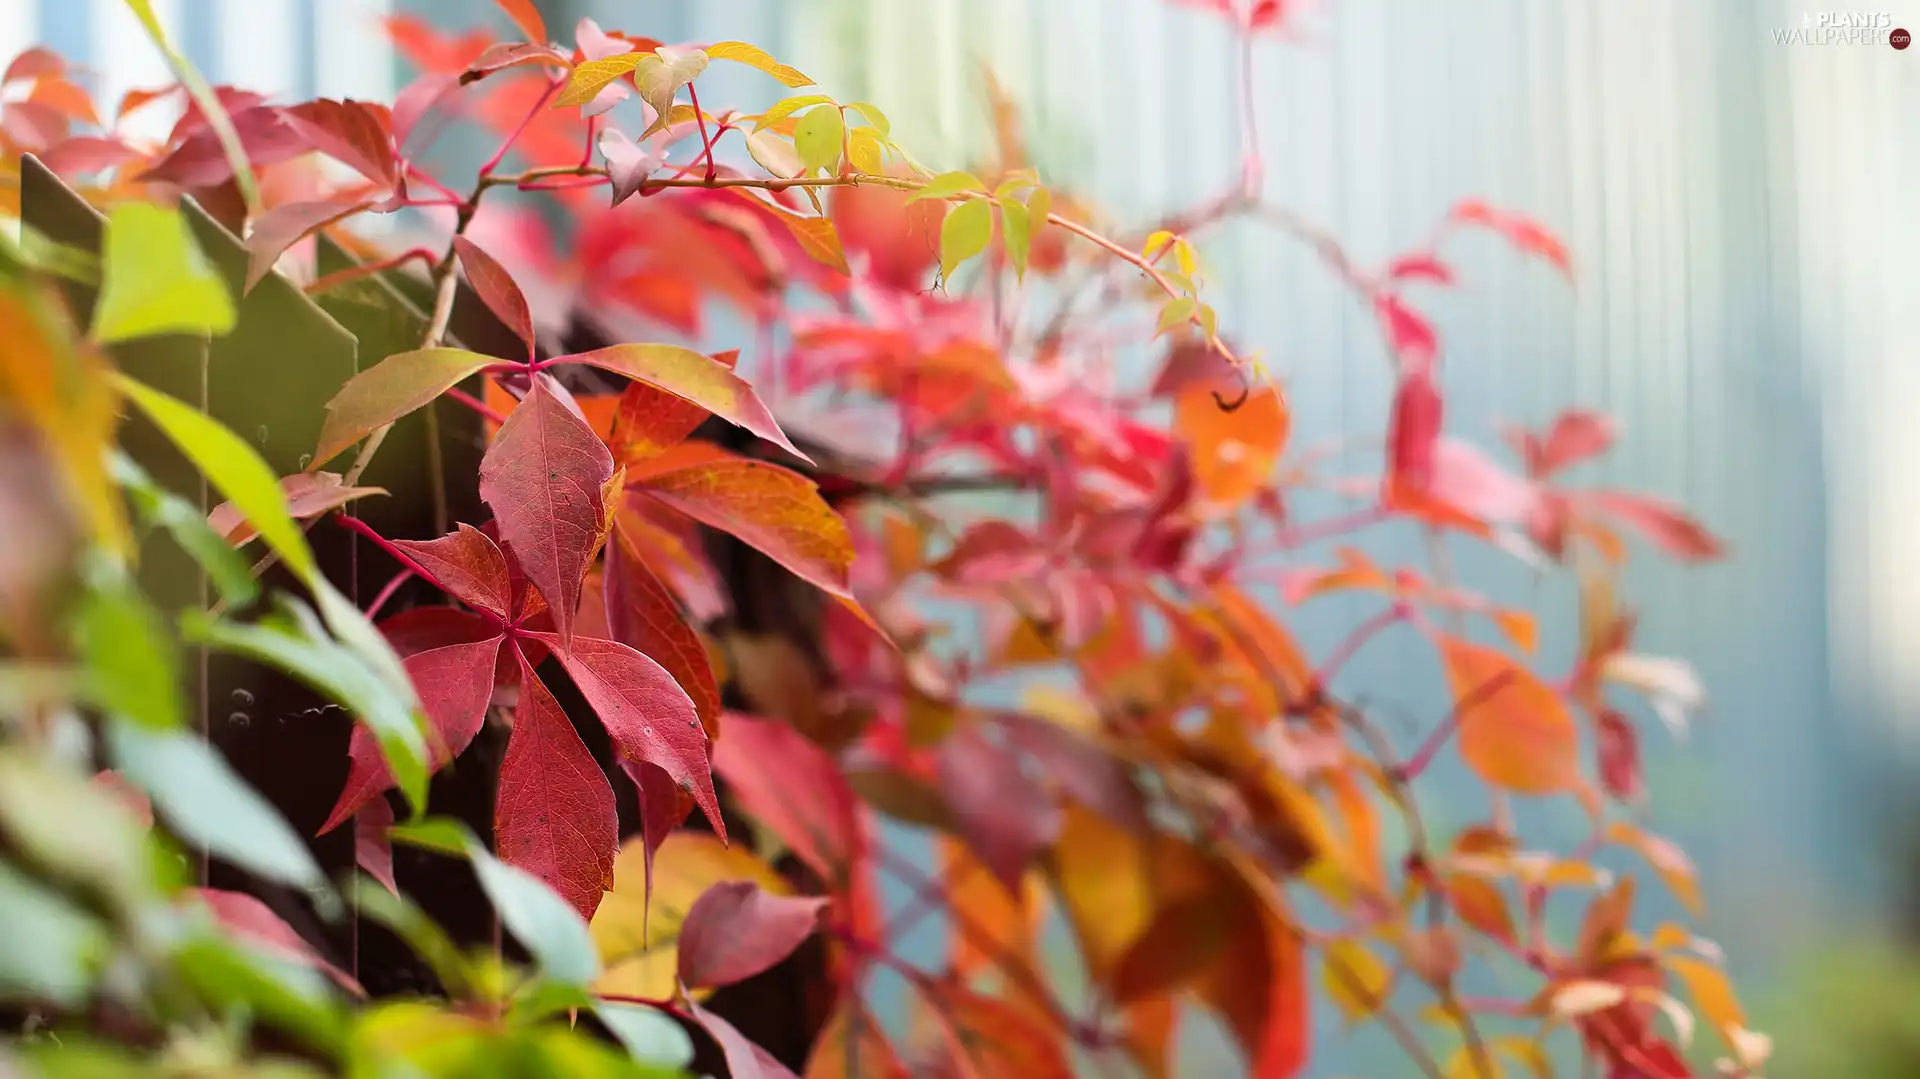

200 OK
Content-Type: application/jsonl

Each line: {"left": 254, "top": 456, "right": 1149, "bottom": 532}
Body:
{"left": 635, "top": 48, "right": 709, "bottom": 139}
{"left": 18, "top": 224, "right": 102, "bottom": 286}
{"left": 792, "top": 105, "right": 845, "bottom": 175}
{"left": 1156, "top": 297, "right": 1198, "bottom": 338}
{"left": 0, "top": 749, "right": 153, "bottom": 903}
{"left": 939, "top": 199, "right": 993, "bottom": 282}
{"left": 75, "top": 574, "right": 180, "bottom": 731}
{"left": 183, "top": 601, "right": 429, "bottom": 815}
{"left": 124, "top": 0, "right": 258, "bottom": 213}
{"left": 703, "top": 41, "right": 813, "bottom": 87}
{"left": 0, "top": 861, "right": 108, "bottom": 1008}
{"left": 472, "top": 845, "right": 599, "bottom": 988}
{"left": 311, "top": 347, "right": 499, "bottom": 470}
{"left": 91, "top": 201, "right": 236, "bottom": 343}
{"left": 114, "top": 374, "right": 317, "bottom": 584}
{"left": 391, "top": 819, "right": 599, "bottom": 987}
{"left": 595, "top": 1002, "right": 695, "bottom": 1068}
{"left": 906, "top": 171, "right": 985, "bottom": 204}
{"left": 753, "top": 94, "right": 834, "bottom": 130}
{"left": 174, "top": 933, "right": 346, "bottom": 1054}
{"left": 107, "top": 721, "right": 326, "bottom": 894}
{"left": 1000, "top": 202, "right": 1031, "bottom": 282}
{"left": 555, "top": 53, "right": 642, "bottom": 109}
{"left": 389, "top": 816, "right": 470, "bottom": 857}
{"left": 508, "top": 979, "right": 592, "bottom": 1025}
{"left": 846, "top": 101, "right": 891, "bottom": 138}
{"left": 111, "top": 452, "right": 258, "bottom": 609}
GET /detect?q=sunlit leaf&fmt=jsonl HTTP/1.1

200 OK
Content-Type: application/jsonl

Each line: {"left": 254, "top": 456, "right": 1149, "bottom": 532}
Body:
{"left": 560, "top": 342, "right": 808, "bottom": 462}
{"left": 754, "top": 94, "right": 835, "bottom": 130}
{"left": 792, "top": 104, "right": 844, "bottom": 174}
{"left": 938, "top": 198, "right": 992, "bottom": 281}
{"left": 556, "top": 54, "right": 642, "bottom": 110}
{"left": 311, "top": 348, "right": 498, "bottom": 469}
{"left": 635, "top": 48, "right": 709, "bottom": 139}
{"left": 115, "top": 375, "right": 316, "bottom": 582}
{"left": 591, "top": 832, "right": 787, "bottom": 1000}
{"left": 92, "top": 201, "right": 235, "bottom": 343}
{"left": 746, "top": 128, "right": 804, "bottom": 180}
{"left": 704, "top": 41, "right": 813, "bottom": 87}
{"left": 906, "top": 171, "right": 985, "bottom": 204}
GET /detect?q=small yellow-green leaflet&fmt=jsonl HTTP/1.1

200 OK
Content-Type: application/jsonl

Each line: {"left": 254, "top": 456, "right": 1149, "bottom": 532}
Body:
{"left": 792, "top": 106, "right": 845, "bottom": 174}
{"left": 754, "top": 94, "right": 835, "bottom": 130}
{"left": 906, "top": 171, "right": 985, "bottom": 204}
{"left": 113, "top": 374, "right": 316, "bottom": 583}
{"left": 637, "top": 48, "right": 710, "bottom": 139}
{"left": 939, "top": 199, "right": 993, "bottom": 281}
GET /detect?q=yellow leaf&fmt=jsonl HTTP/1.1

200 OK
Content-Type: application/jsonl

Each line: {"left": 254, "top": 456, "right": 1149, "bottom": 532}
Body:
{"left": 704, "top": 41, "right": 813, "bottom": 87}
{"left": 1549, "top": 979, "right": 1625, "bottom": 1018}
{"left": 847, "top": 126, "right": 885, "bottom": 175}
{"left": 938, "top": 199, "right": 992, "bottom": 281}
{"left": 556, "top": 53, "right": 642, "bottom": 109}
{"left": 589, "top": 832, "right": 786, "bottom": 1000}
{"left": 1664, "top": 954, "right": 1743, "bottom": 1036}
{"left": 754, "top": 94, "right": 836, "bottom": 130}
{"left": 1320, "top": 939, "right": 1390, "bottom": 1020}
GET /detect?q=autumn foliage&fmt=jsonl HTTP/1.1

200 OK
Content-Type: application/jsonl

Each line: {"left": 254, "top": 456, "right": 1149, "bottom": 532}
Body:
{"left": 0, "top": 2, "right": 1766, "bottom": 1078}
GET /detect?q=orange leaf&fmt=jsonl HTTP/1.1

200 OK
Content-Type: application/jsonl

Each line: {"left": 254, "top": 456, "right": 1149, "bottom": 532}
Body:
{"left": 806, "top": 1002, "right": 909, "bottom": 1079}
{"left": 928, "top": 982, "right": 1073, "bottom": 1079}
{"left": 1173, "top": 383, "right": 1288, "bottom": 508}
{"left": 492, "top": 0, "right": 547, "bottom": 44}
{"left": 1437, "top": 636, "right": 1581, "bottom": 795}
{"left": 639, "top": 453, "right": 857, "bottom": 607}
{"left": 1445, "top": 873, "right": 1516, "bottom": 945}
{"left": 607, "top": 350, "right": 738, "bottom": 466}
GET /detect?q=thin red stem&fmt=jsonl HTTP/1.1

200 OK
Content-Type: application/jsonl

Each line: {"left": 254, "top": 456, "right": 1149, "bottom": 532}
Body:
{"left": 364, "top": 568, "right": 413, "bottom": 621}
{"left": 686, "top": 83, "right": 717, "bottom": 183}
{"left": 1313, "top": 605, "right": 1403, "bottom": 691}
{"left": 333, "top": 514, "right": 461, "bottom": 605}
{"left": 404, "top": 163, "right": 465, "bottom": 204}
{"left": 305, "top": 247, "right": 437, "bottom": 295}
{"left": 481, "top": 77, "right": 563, "bottom": 177}
{"left": 443, "top": 384, "right": 510, "bottom": 425}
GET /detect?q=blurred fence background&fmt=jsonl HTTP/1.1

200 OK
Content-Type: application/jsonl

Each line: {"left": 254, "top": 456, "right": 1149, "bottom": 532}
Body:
{"left": 11, "top": 0, "right": 1919, "bottom": 1072}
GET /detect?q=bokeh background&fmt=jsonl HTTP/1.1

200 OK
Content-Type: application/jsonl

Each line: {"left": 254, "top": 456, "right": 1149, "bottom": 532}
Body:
{"left": 10, "top": 0, "right": 1919, "bottom": 1073}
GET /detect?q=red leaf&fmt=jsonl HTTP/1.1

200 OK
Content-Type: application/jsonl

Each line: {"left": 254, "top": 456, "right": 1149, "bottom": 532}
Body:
{"left": 619, "top": 759, "right": 692, "bottom": 918}
{"left": 1585, "top": 491, "right": 1724, "bottom": 563}
{"left": 478, "top": 373, "right": 615, "bottom": 649}
{"left": 38, "top": 136, "right": 142, "bottom": 180}
{"left": 211, "top": 471, "right": 385, "bottom": 544}
{"left": 496, "top": 648, "right": 617, "bottom": 921}
{"left": 935, "top": 520, "right": 1047, "bottom": 586}
{"left": 997, "top": 714, "right": 1148, "bottom": 833}
{"left": 389, "top": 524, "right": 515, "bottom": 621}
{"left": 638, "top": 454, "right": 856, "bottom": 607}
{"left": 195, "top": 888, "right": 363, "bottom": 996}
{"left": 690, "top": 1000, "right": 800, "bottom": 1079}
{"left": 461, "top": 42, "right": 570, "bottom": 84}
{"left": 1596, "top": 710, "right": 1643, "bottom": 805}
{"left": 560, "top": 343, "right": 809, "bottom": 463}
{"left": 281, "top": 99, "right": 399, "bottom": 190}
{"left": 606, "top": 526, "right": 721, "bottom": 735}
{"left": 607, "top": 351, "right": 738, "bottom": 466}
{"left": 453, "top": 235, "right": 537, "bottom": 361}
{"left": 493, "top": 0, "right": 548, "bottom": 44}
{"left": 3, "top": 47, "right": 64, "bottom": 85}
{"left": 140, "top": 106, "right": 308, "bottom": 189}
{"left": 711, "top": 712, "right": 859, "bottom": 880}
{"left": 1385, "top": 369, "right": 1444, "bottom": 494}
{"left": 1452, "top": 200, "right": 1572, "bottom": 278}
{"left": 677, "top": 880, "right": 829, "bottom": 989}
{"left": 29, "top": 76, "right": 99, "bottom": 127}
{"left": 320, "top": 636, "right": 504, "bottom": 834}
{"left": 2, "top": 101, "right": 67, "bottom": 152}
{"left": 378, "top": 606, "right": 505, "bottom": 656}
{"left": 526, "top": 631, "right": 723, "bottom": 839}
{"left": 1386, "top": 252, "right": 1455, "bottom": 286}
{"left": 355, "top": 797, "right": 398, "bottom": 893}
{"left": 936, "top": 724, "right": 1061, "bottom": 894}
{"left": 1375, "top": 292, "right": 1437, "bottom": 373}
{"left": 1535, "top": 410, "right": 1614, "bottom": 476}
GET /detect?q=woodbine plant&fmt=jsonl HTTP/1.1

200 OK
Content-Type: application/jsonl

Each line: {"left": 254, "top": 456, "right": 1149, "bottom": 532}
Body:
{"left": 0, "top": 1, "right": 1766, "bottom": 1078}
